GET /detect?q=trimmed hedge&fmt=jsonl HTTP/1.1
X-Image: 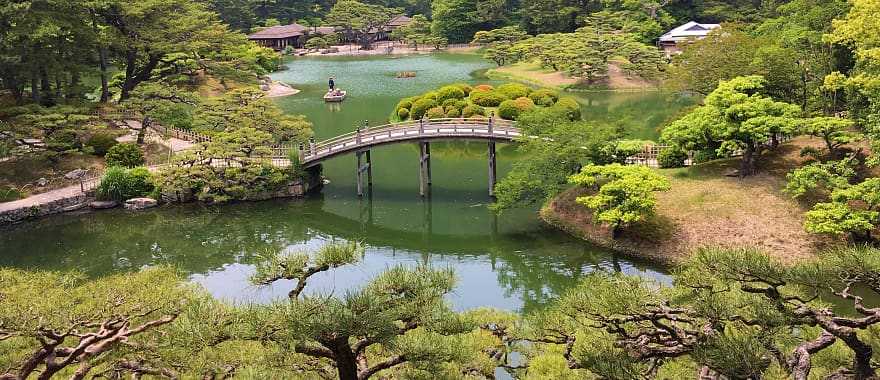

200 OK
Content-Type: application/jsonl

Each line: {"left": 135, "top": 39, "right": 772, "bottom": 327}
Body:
{"left": 497, "top": 83, "right": 531, "bottom": 100}
{"left": 426, "top": 106, "right": 446, "bottom": 119}
{"left": 469, "top": 90, "right": 507, "bottom": 107}
{"left": 462, "top": 105, "right": 486, "bottom": 118}
{"left": 437, "top": 85, "right": 466, "bottom": 103}
{"left": 397, "top": 108, "right": 410, "bottom": 119}
{"left": 498, "top": 97, "right": 535, "bottom": 120}
{"left": 551, "top": 97, "right": 582, "bottom": 121}
{"left": 410, "top": 98, "right": 437, "bottom": 120}
{"left": 658, "top": 147, "right": 688, "bottom": 168}
{"left": 528, "top": 89, "right": 559, "bottom": 106}
{"left": 87, "top": 133, "right": 119, "bottom": 156}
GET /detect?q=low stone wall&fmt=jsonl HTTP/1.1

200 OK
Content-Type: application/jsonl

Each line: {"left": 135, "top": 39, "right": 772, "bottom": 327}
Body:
{"left": 0, "top": 193, "right": 94, "bottom": 225}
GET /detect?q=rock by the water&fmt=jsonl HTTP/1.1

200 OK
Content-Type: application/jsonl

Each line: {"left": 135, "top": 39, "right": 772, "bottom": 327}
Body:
{"left": 260, "top": 84, "right": 270, "bottom": 91}
{"left": 36, "top": 177, "right": 48, "bottom": 187}
{"left": 64, "top": 168, "right": 88, "bottom": 180}
{"left": 124, "top": 197, "right": 158, "bottom": 210}
{"left": 89, "top": 200, "right": 119, "bottom": 209}
{"left": 62, "top": 203, "right": 87, "bottom": 212}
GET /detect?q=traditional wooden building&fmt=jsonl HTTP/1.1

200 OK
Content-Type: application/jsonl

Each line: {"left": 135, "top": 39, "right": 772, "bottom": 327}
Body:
{"left": 248, "top": 24, "right": 310, "bottom": 50}
{"left": 658, "top": 21, "right": 720, "bottom": 57}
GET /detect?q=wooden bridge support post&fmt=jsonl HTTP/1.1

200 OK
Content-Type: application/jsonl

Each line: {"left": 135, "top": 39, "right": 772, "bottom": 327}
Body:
{"left": 356, "top": 149, "right": 372, "bottom": 197}
{"left": 488, "top": 141, "right": 497, "bottom": 197}
{"left": 419, "top": 141, "right": 431, "bottom": 197}
{"left": 309, "top": 137, "right": 316, "bottom": 156}
{"left": 488, "top": 114, "right": 494, "bottom": 135}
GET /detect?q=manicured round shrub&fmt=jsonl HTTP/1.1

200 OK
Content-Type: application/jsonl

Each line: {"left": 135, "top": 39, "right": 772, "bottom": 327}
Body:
{"left": 105, "top": 143, "right": 145, "bottom": 168}
{"left": 96, "top": 166, "right": 155, "bottom": 201}
{"left": 397, "top": 108, "right": 410, "bottom": 120}
{"left": 474, "top": 84, "right": 494, "bottom": 92}
{"left": 396, "top": 98, "right": 414, "bottom": 112}
{"left": 551, "top": 97, "right": 582, "bottom": 121}
{"left": 498, "top": 97, "right": 536, "bottom": 120}
{"left": 497, "top": 83, "right": 531, "bottom": 99}
{"left": 421, "top": 91, "right": 439, "bottom": 101}
{"left": 528, "top": 89, "right": 559, "bottom": 106}
{"left": 469, "top": 90, "right": 506, "bottom": 107}
{"left": 426, "top": 106, "right": 446, "bottom": 119}
{"left": 442, "top": 98, "right": 460, "bottom": 108}
{"left": 453, "top": 83, "right": 473, "bottom": 95}
{"left": 87, "top": 133, "right": 118, "bottom": 156}
{"left": 446, "top": 108, "right": 461, "bottom": 118}
{"left": 462, "top": 105, "right": 486, "bottom": 118}
{"left": 410, "top": 98, "right": 437, "bottom": 120}
{"left": 437, "top": 85, "right": 466, "bottom": 103}
{"left": 658, "top": 147, "right": 688, "bottom": 168}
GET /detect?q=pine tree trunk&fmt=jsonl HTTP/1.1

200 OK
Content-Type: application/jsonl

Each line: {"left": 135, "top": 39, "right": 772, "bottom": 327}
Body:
{"left": 98, "top": 46, "right": 110, "bottom": 102}
{"left": 740, "top": 144, "right": 756, "bottom": 177}
{"left": 329, "top": 339, "right": 359, "bottom": 380}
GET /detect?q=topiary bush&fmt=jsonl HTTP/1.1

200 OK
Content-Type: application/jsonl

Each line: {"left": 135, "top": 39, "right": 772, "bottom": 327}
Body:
{"left": 437, "top": 85, "right": 466, "bottom": 103}
{"left": 410, "top": 98, "right": 437, "bottom": 120}
{"left": 105, "top": 143, "right": 145, "bottom": 168}
{"left": 462, "top": 105, "right": 486, "bottom": 118}
{"left": 469, "top": 90, "right": 507, "bottom": 107}
{"left": 551, "top": 97, "right": 582, "bottom": 121}
{"left": 396, "top": 98, "right": 414, "bottom": 112}
{"left": 421, "top": 91, "right": 439, "bottom": 101}
{"left": 397, "top": 108, "right": 410, "bottom": 120}
{"left": 87, "top": 133, "right": 118, "bottom": 156}
{"left": 446, "top": 107, "right": 461, "bottom": 117}
{"left": 498, "top": 97, "right": 536, "bottom": 120}
{"left": 453, "top": 83, "right": 473, "bottom": 95}
{"left": 426, "top": 106, "right": 446, "bottom": 119}
{"left": 46, "top": 129, "right": 81, "bottom": 152}
{"left": 497, "top": 83, "right": 531, "bottom": 99}
{"left": 474, "top": 84, "right": 494, "bottom": 92}
{"left": 96, "top": 166, "right": 155, "bottom": 201}
{"left": 658, "top": 147, "right": 688, "bottom": 168}
{"left": 528, "top": 89, "right": 559, "bottom": 106}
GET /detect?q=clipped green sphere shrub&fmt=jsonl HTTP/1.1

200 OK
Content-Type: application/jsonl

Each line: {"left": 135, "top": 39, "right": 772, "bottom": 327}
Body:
{"left": 461, "top": 105, "right": 486, "bottom": 118}
{"left": 551, "top": 97, "right": 581, "bottom": 121}
{"left": 498, "top": 97, "right": 535, "bottom": 120}
{"left": 87, "top": 133, "right": 119, "bottom": 156}
{"left": 446, "top": 108, "right": 461, "bottom": 118}
{"left": 426, "top": 106, "right": 446, "bottom": 119}
{"left": 437, "top": 85, "right": 466, "bottom": 103}
{"left": 469, "top": 90, "right": 506, "bottom": 107}
{"left": 658, "top": 147, "right": 689, "bottom": 168}
{"left": 396, "top": 98, "right": 414, "bottom": 112}
{"left": 453, "top": 83, "right": 473, "bottom": 95}
{"left": 497, "top": 83, "right": 531, "bottom": 99}
{"left": 528, "top": 89, "right": 559, "bottom": 106}
{"left": 397, "top": 108, "right": 410, "bottom": 120}
{"left": 421, "top": 91, "right": 439, "bottom": 100}
{"left": 105, "top": 143, "right": 145, "bottom": 168}
{"left": 46, "top": 129, "right": 81, "bottom": 152}
{"left": 410, "top": 98, "right": 437, "bottom": 120}
{"left": 474, "top": 84, "right": 494, "bottom": 92}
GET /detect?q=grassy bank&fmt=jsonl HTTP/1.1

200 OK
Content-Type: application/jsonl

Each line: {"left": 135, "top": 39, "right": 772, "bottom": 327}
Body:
{"left": 486, "top": 60, "right": 660, "bottom": 92}
{"left": 541, "top": 137, "right": 836, "bottom": 264}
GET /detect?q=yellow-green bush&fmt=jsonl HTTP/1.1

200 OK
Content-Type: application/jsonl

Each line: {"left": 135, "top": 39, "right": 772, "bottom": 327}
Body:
{"left": 498, "top": 97, "right": 535, "bottom": 120}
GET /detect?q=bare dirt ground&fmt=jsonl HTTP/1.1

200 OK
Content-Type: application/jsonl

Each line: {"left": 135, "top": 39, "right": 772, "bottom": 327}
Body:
{"left": 542, "top": 137, "right": 838, "bottom": 265}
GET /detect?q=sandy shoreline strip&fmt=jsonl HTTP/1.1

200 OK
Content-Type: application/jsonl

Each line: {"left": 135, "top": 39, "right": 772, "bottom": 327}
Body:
{"left": 265, "top": 81, "right": 301, "bottom": 98}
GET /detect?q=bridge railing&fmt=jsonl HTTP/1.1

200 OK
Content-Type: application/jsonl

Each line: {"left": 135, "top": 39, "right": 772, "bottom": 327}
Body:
{"left": 302, "top": 118, "right": 518, "bottom": 162}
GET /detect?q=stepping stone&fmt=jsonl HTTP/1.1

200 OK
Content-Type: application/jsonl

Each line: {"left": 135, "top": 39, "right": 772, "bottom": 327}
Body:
{"left": 124, "top": 197, "right": 158, "bottom": 210}
{"left": 89, "top": 200, "right": 119, "bottom": 209}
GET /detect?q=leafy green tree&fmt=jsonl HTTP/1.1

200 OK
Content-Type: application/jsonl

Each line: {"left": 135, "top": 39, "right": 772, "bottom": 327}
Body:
{"left": 801, "top": 116, "right": 859, "bottom": 157}
{"left": 105, "top": 142, "right": 145, "bottom": 168}
{"left": 805, "top": 178, "right": 880, "bottom": 242}
{"left": 194, "top": 87, "right": 313, "bottom": 143}
{"left": 430, "top": 0, "right": 507, "bottom": 43}
{"left": 567, "top": 164, "right": 670, "bottom": 234}
{"left": 0, "top": 267, "right": 189, "bottom": 379}
{"left": 666, "top": 27, "right": 762, "bottom": 95}
{"left": 325, "top": 0, "right": 398, "bottom": 50}
{"left": 661, "top": 75, "right": 802, "bottom": 175}
{"left": 246, "top": 242, "right": 499, "bottom": 380}
{"left": 784, "top": 155, "right": 857, "bottom": 200}
{"left": 491, "top": 109, "right": 617, "bottom": 212}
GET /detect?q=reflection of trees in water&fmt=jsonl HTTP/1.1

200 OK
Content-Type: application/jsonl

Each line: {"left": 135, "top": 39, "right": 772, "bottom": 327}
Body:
{"left": 575, "top": 93, "right": 698, "bottom": 139}
{"left": 0, "top": 197, "right": 665, "bottom": 311}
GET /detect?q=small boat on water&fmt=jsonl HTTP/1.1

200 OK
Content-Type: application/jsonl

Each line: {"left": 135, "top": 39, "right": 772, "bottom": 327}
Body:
{"left": 324, "top": 89, "right": 346, "bottom": 102}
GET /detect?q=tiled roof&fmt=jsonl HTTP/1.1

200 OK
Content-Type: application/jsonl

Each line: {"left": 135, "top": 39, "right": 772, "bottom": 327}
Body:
{"left": 659, "top": 21, "right": 720, "bottom": 43}
{"left": 248, "top": 23, "right": 308, "bottom": 39}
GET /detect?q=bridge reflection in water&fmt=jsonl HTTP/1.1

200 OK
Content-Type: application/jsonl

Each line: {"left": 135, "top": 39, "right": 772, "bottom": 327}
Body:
{"left": 296, "top": 117, "right": 520, "bottom": 197}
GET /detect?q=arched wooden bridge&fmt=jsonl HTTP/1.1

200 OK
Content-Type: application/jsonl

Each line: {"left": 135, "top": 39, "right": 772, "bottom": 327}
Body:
{"left": 295, "top": 117, "right": 521, "bottom": 197}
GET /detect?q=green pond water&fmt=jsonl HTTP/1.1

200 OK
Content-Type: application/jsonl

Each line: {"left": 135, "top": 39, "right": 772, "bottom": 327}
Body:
{"left": 0, "top": 53, "right": 695, "bottom": 312}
